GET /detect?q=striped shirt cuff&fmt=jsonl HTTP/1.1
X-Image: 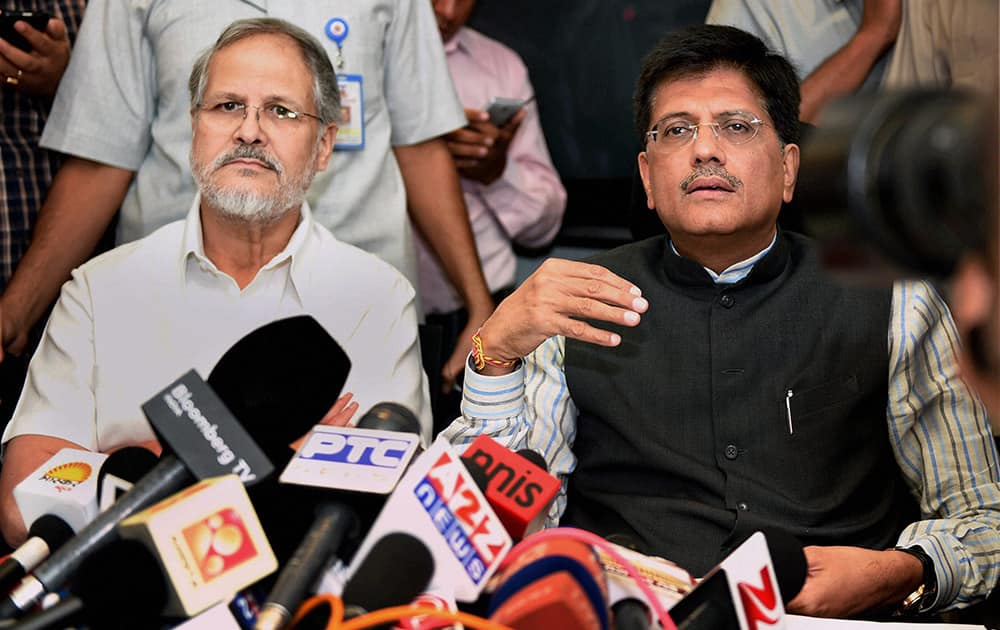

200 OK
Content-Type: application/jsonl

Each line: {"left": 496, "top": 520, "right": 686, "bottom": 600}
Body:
{"left": 461, "top": 354, "right": 527, "bottom": 419}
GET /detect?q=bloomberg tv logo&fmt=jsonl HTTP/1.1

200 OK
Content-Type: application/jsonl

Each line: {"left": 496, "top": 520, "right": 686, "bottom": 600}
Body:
{"left": 298, "top": 429, "right": 413, "bottom": 468}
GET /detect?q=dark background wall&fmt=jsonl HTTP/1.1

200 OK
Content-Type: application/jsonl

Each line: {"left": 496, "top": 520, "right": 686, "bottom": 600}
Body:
{"left": 468, "top": 0, "right": 712, "bottom": 246}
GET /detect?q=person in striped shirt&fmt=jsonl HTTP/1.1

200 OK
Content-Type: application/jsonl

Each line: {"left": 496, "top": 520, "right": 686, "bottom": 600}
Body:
{"left": 443, "top": 24, "right": 1000, "bottom": 620}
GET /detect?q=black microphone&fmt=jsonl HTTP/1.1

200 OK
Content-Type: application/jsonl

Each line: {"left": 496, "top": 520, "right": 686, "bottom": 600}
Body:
{"left": 10, "top": 539, "right": 168, "bottom": 630}
{"left": 254, "top": 503, "right": 356, "bottom": 630}
{"left": 0, "top": 316, "right": 351, "bottom": 619}
{"left": 0, "top": 447, "right": 157, "bottom": 598}
{"left": 612, "top": 598, "right": 652, "bottom": 630}
{"left": 670, "top": 529, "right": 806, "bottom": 630}
{"left": 95, "top": 446, "right": 159, "bottom": 511}
{"left": 515, "top": 448, "right": 548, "bottom": 472}
{"left": 208, "top": 314, "right": 351, "bottom": 468}
{"left": 253, "top": 402, "right": 423, "bottom": 630}
{"left": 341, "top": 532, "right": 435, "bottom": 619}
{"left": 0, "top": 516, "right": 73, "bottom": 597}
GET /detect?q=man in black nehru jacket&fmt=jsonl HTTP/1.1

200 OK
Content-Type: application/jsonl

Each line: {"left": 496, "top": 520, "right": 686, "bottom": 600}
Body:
{"left": 443, "top": 24, "right": 1000, "bottom": 619}
{"left": 0, "top": 18, "right": 431, "bottom": 547}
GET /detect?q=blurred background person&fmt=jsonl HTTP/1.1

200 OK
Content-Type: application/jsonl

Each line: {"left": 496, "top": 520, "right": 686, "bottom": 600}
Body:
{"left": 706, "top": 0, "right": 901, "bottom": 123}
{"left": 424, "top": 0, "right": 565, "bottom": 430}
{"left": 0, "top": 2, "right": 87, "bottom": 430}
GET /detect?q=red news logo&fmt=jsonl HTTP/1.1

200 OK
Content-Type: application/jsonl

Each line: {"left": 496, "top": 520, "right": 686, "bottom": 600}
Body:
{"left": 463, "top": 448, "right": 546, "bottom": 508}
{"left": 738, "top": 566, "right": 781, "bottom": 630}
{"left": 423, "top": 451, "right": 508, "bottom": 566}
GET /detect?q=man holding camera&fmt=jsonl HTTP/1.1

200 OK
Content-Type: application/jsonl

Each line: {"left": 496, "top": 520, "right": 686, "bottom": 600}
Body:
{"left": 443, "top": 24, "right": 1000, "bottom": 619}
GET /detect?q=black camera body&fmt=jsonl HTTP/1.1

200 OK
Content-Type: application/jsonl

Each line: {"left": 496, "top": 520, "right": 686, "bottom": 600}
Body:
{"left": 797, "top": 90, "right": 989, "bottom": 276}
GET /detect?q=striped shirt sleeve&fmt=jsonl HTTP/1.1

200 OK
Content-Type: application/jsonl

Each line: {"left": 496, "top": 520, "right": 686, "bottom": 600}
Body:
{"left": 888, "top": 279, "right": 1000, "bottom": 609}
{"left": 440, "top": 336, "right": 578, "bottom": 525}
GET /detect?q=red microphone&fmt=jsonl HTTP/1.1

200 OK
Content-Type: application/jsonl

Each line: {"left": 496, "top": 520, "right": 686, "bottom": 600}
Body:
{"left": 460, "top": 436, "right": 561, "bottom": 540}
{"left": 487, "top": 534, "right": 609, "bottom": 630}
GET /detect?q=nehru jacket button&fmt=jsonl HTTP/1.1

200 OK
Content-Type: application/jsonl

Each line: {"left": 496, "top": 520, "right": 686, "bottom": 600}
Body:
{"left": 724, "top": 444, "right": 738, "bottom": 459}
{"left": 737, "top": 502, "right": 749, "bottom": 511}
{"left": 720, "top": 293, "right": 735, "bottom": 308}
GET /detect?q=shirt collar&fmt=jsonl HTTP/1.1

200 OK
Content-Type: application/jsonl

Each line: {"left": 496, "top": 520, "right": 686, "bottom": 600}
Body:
{"left": 443, "top": 27, "right": 470, "bottom": 56}
{"left": 180, "top": 193, "right": 313, "bottom": 295}
{"left": 669, "top": 231, "right": 778, "bottom": 285}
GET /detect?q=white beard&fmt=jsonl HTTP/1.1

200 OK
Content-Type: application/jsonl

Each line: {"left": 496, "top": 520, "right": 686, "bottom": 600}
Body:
{"left": 191, "top": 144, "right": 318, "bottom": 226}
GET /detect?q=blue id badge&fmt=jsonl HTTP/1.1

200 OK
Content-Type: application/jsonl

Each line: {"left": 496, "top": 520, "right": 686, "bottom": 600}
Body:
{"left": 335, "top": 74, "right": 364, "bottom": 150}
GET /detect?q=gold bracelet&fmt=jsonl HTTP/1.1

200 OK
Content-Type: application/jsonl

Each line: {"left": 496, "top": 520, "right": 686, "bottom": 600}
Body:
{"left": 471, "top": 330, "right": 519, "bottom": 371}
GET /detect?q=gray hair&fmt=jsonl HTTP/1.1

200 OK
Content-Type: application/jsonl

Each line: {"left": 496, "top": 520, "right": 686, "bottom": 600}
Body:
{"left": 188, "top": 18, "right": 341, "bottom": 125}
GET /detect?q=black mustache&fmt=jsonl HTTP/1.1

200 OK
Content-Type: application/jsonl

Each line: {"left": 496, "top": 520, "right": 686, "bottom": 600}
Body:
{"left": 680, "top": 165, "right": 742, "bottom": 191}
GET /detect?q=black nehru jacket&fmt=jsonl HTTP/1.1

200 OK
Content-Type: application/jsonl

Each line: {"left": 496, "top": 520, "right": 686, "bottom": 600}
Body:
{"left": 562, "top": 232, "right": 919, "bottom": 575}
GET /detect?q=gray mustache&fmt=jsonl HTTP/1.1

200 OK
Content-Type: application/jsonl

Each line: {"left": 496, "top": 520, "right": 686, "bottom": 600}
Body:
{"left": 214, "top": 145, "right": 282, "bottom": 173}
{"left": 680, "top": 166, "right": 742, "bottom": 191}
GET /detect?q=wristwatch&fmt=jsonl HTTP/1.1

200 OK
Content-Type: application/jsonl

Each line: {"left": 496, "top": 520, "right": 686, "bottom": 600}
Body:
{"left": 893, "top": 546, "right": 938, "bottom": 616}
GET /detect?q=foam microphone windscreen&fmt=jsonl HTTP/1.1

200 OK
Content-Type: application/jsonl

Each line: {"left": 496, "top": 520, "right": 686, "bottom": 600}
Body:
{"left": 356, "top": 402, "right": 420, "bottom": 434}
{"left": 96, "top": 446, "right": 159, "bottom": 508}
{"left": 341, "top": 532, "right": 434, "bottom": 616}
{"left": 208, "top": 315, "right": 351, "bottom": 464}
{"left": 74, "top": 540, "right": 169, "bottom": 629}
{"left": 515, "top": 449, "right": 548, "bottom": 472}
{"left": 760, "top": 528, "right": 807, "bottom": 603}
{"left": 13, "top": 540, "right": 168, "bottom": 630}
{"left": 26, "top": 515, "right": 75, "bottom": 554}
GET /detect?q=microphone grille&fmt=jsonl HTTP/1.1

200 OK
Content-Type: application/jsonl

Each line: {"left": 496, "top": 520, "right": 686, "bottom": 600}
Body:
{"left": 74, "top": 540, "right": 169, "bottom": 627}
{"left": 515, "top": 449, "right": 548, "bottom": 472}
{"left": 26, "top": 514, "right": 75, "bottom": 550}
{"left": 356, "top": 402, "right": 420, "bottom": 434}
{"left": 96, "top": 446, "right": 159, "bottom": 503}
{"left": 208, "top": 315, "right": 352, "bottom": 459}
{"left": 761, "top": 528, "right": 807, "bottom": 603}
{"left": 342, "top": 532, "right": 434, "bottom": 613}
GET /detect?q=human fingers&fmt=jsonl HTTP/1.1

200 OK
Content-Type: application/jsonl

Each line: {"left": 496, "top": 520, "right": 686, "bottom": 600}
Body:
{"left": 440, "top": 347, "right": 466, "bottom": 393}
{"left": 318, "top": 392, "right": 359, "bottom": 427}
{"left": 0, "top": 39, "right": 32, "bottom": 75}
{"left": 15, "top": 17, "right": 65, "bottom": 56}
{"left": 534, "top": 259, "right": 647, "bottom": 312}
{"left": 446, "top": 139, "right": 490, "bottom": 159}
{"left": 464, "top": 107, "right": 489, "bottom": 123}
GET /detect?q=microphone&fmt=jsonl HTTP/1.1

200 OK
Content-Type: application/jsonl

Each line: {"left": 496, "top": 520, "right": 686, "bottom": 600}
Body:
{"left": 668, "top": 529, "right": 806, "bottom": 630}
{"left": 118, "top": 474, "right": 277, "bottom": 617}
{"left": 341, "top": 436, "right": 512, "bottom": 603}
{"left": 208, "top": 314, "right": 351, "bottom": 469}
{"left": 0, "top": 516, "right": 73, "bottom": 597}
{"left": 9, "top": 539, "right": 168, "bottom": 630}
{"left": 12, "top": 448, "right": 108, "bottom": 538}
{"left": 0, "top": 316, "right": 350, "bottom": 619}
{"left": 592, "top": 535, "right": 695, "bottom": 630}
{"left": 254, "top": 402, "right": 423, "bottom": 630}
{"left": 340, "top": 532, "right": 435, "bottom": 618}
{"left": 0, "top": 447, "right": 159, "bottom": 596}
{"left": 611, "top": 599, "right": 651, "bottom": 630}
{"left": 356, "top": 402, "right": 422, "bottom": 434}
{"left": 96, "top": 446, "right": 159, "bottom": 512}
{"left": 486, "top": 533, "right": 609, "bottom": 630}
{"left": 460, "top": 436, "right": 561, "bottom": 540}
{"left": 253, "top": 503, "right": 355, "bottom": 630}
